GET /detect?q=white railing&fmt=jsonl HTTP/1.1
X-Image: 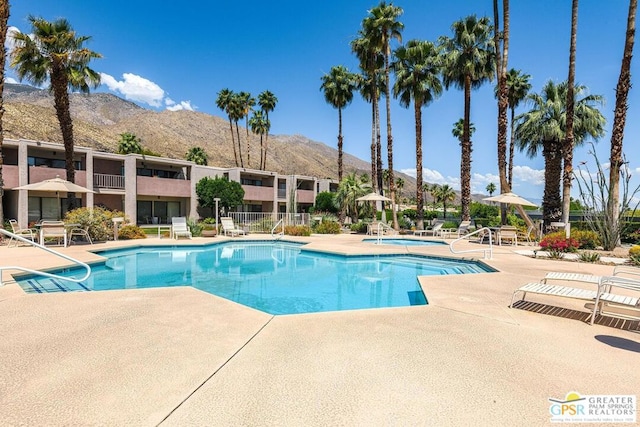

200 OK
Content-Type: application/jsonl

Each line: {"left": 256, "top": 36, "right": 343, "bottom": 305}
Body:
{"left": 271, "top": 218, "right": 284, "bottom": 239}
{"left": 0, "top": 229, "right": 92, "bottom": 287}
{"left": 376, "top": 222, "right": 397, "bottom": 244}
{"left": 228, "top": 212, "right": 310, "bottom": 234}
{"left": 449, "top": 227, "right": 493, "bottom": 259}
{"left": 94, "top": 173, "right": 125, "bottom": 189}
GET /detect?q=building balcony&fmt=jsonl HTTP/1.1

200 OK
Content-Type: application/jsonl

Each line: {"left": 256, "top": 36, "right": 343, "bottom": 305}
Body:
{"left": 28, "top": 166, "right": 86, "bottom": 187}
{"left": 297, "top": 189, "right": 315, "bottom": 204}
{"left": 136, "top": 175, "right": 191, "bottom": 197}
{"left": 94, "top": 173, "right": 125, "bottom": 190}
{"left": 242, "top": 185, "right": 275, "bottom": 202}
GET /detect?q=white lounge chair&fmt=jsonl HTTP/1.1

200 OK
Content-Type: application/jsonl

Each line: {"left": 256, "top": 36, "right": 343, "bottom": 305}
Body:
{"left": 498, "top": 225, "right": 518, "bottom": 245}
{"left": 414, "top": 221, "right": 444, "bottom": 237}
{"left": 221, "top": 217, "right": 246, "bottom": 237}
{"left": 456, "top": 220, "right": 472, "bottom": 237}
{"left": 171, "top": 217, "right": 192, "bottom": 239}
{"left": 8, "top": 219, "right": 37, "bottom": 247}
{"left": 39, "top": 221, "right": 68, "bottom": 247}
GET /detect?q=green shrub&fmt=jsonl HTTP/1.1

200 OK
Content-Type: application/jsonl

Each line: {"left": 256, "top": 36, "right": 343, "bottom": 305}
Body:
{"left": 118, "top": 225, "right": 147, "bottom": 240}
{"left": 350, "top": 221, "right": 368, "bottom": 233}
{"left": 64, "top": 206, "right": 127, "bottom": 241}
{"left": 284, "top": 225, "right": 311, "bottom": 236}
{"left": 187, "top": 218, "right": 203, "bottom": 237}
{"left": 402, "top": 209, "right": 417, "bottom": 220}
{"left": 571, "top": 230, "right": 601, "bottom": 249}
{"left": 629, "top": 246, "right": 640, "bottom": 266}
{"left": 442, "top": 221, "right": 458, "bottom": 230}
{"left": 578, "top": 251, "right": 601, "bottom": 263}
{"left": 314, "top": 221, "right": 341, "bottom": 234}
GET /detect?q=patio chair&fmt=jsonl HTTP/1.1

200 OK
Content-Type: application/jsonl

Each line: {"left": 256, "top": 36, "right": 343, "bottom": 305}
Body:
{"left": 456, "top": 220, "right": 472, "bottom": 237}
{"left": 8, "top": 219, "right": 38, "bottom": 247}
{"left": 498, "top": 225, "right": 518, "bottom": 245}
{"left": 68, "top": 224, "right": 93, "bottom": 245}
{"left": 413, "top": 220, "right": 444, "bottom": 237}
{"left": 221, "top": 217, "right": 246, "bottom": 237}
{"left": 516, "top": 225, "right": 536, "bottom": 245}
{"left": 40, "top": 220, "right": 68, "bottom": 247}
{"left": 171, "top": 217, "right": 192, "bottom": 239}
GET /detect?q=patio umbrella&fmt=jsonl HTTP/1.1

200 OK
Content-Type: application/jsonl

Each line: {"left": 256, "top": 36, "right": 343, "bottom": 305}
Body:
{"left": 483, "top": 192, "right": 537, "bottom": 207}
{"left": 16, "top": 176, "right": 94, "bottom": 219}
{"left": 357, "top": 192, "right": 392, "bottom": 222}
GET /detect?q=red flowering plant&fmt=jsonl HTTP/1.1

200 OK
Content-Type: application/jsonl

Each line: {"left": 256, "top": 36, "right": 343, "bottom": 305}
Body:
{"left": 539, "top": 232, "right": 579, "bottom": 258}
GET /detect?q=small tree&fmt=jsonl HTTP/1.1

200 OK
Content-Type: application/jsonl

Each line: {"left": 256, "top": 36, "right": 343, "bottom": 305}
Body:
{"left": 195, "top": 176, "right": 245, "bottom": 217}
{"left": 315, "top": 191, "right": 338, "bottom": 214}
{"left": 574, "top": 144, "right": 640, "bottom": 250}
{"left": 186, "top": 146, "right": 208, "bottom": 165}
{"left": 117, "top": 132, "right": 142, "bottom": 154}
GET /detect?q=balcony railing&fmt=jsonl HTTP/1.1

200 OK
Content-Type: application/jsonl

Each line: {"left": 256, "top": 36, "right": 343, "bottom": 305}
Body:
{"left": 94, "top": 173, "right": 125, "bottom": 189}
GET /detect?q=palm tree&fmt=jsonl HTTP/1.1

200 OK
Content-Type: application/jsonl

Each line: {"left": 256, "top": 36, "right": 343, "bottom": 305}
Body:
{"left": 0, "top": 0, "right": 9, "bottom": 225}
{"left": 249, "top": 110, "right": 269, "bottom": 169}
{"left": 238, "top": 91, "right": 255, "bottom": 168}
{"left": 11, "top": 16, "right": 101, "bottom": 209}
{"left": 503, "top": 69, "right": 531, "bottom": 187}
{"left": 352, "top": 31, "right": 385, "bottom": 194}
{"left": 515, "top": 80, "right": 605, "bottom": 227}
{"left": 117, "top": 132, "right": 142, "bottom": 154}
{"left": 392, "top": 39, "right": 442, "bottom": 230}
{"left": 609, "top": 0, "right": 637, "bottom": 234}
{"left": 363, "top": 1, "right": 404, "bottom": 230}
{"left": 427, "top": 183, "right": 440, "bottom": 209}
{"left": 395, "top": 177, "right": 405, "bottom": 201}
{"left": 257, "top": 90, "right": 277, "bottom": 170}
{"left": 382, "top": 169, "right": 391, "bottom": 194}
{"left": 435, "top": 184, "right": 456, "bottom": 219}
{"left": 186, "top": 147, "right": 208, "bottom": 166}
{"left": 440, "top": 15, "right": 495, "bottom": 222}
{"left": 216, "top": 88, "right": 239, "bottom": 167}
{"left": 486, "top": 182, "right": 497, "bottom": 196}
{"left": 335, "top": 172, "right": 371, "bottom": 223}
{"left": 229, "top": 92, "right": 244, "bottom": 168}
{"left": 562, "top": 0, "right": 579, "bottom": 225}
{"left": 320, "top": 65, "right": 358, "bottom": 182}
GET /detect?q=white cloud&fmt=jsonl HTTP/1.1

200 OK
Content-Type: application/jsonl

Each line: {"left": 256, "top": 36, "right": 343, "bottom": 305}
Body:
{"left": 5, "top": 26, "right": 21, "bottom": 51}
{"left": 166, "top": 100, "right": 195, "bottom": 111}
{"left": 100, "top": 72, "right": 165, "bottom": 107}
{"left": 512, "top": 165, "right": 545, "bottom": 186}
{"left": 5, "top": 77, "right": 17, "bottom": 84}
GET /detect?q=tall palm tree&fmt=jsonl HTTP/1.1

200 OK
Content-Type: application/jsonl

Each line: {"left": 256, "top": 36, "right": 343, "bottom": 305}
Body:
{"left": 229, "top": 92, "right": 244, "bottom": 168}
{"left": 440, "top": 15, "right": 495, "bottom": 222}
{"left": 11, "top": 16, "right": 101, "bottom": 209}
{"left": 0, "top": 0, "right": 9, "bottom": 225}
{"left": 503, "top": 69, "right": 531, "bottom": 187}
{"left": 363, "top": 1, "right": 404, "bottom": 230}
{"left": 563, "top": 0, "right": 579, "bottom": 225}
{"left": 515, "top": 80, "right": 605, "bottom": 227}
{"left": 392, "top": 39, "right": 442, "bottom": 230}
{"left": 352, "top": 31, "right": 385, "bottom": 194}
{"left": 428, "top": 183, "right": 440, "bottom": 209}
{"left": 435, "top": 184, "right": 456, "bottom": 219}
{"left": 320, "top": 65, "right": 358, "bottom": 182}
{"left": 216, "top": 88, "right": 239, "bottom": 167}
{"left": 395, "top": 177, "right": 405, "bottom": 201}
{"left": 257, "top": 90, "right": 277, "bottom": 170}
{"left": 609, "top": 0, "right": 637, "bottom": 234}
{"left": 186, "top": 146, "right": 208, "bottom": 166}
{"left": 249, "top": 110, "right": 269, "bottom": 169}
{"left": 238, "top": 91, "right": 255, "bottom": 168}
{"left": 382, "top": 169, "right": 391, "bottom": 194}
{"left": 335, "top": 172, "right": 371, "bottom": 223}
{"left": 486, "top": 182, "right": 497, "bottom": 196}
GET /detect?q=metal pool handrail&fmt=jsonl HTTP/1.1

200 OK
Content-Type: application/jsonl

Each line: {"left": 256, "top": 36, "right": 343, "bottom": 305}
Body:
{"left": 449, "top": 227, "right": 493, "bottom": 259}
{"left": 271, "top": 218, "right": 284, "bottom": 239}
{"left": 376, "top": 222, "right": 396, "bottom": 244}
{"left": 0, "top": 228, "right": 92, "bottom": 286}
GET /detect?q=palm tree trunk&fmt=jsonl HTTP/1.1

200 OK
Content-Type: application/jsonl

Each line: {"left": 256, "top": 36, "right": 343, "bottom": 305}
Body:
{"left": 228, "top": 117, "right": 238, "bottom": 167}
{"left": 495, "top": 0, "right": 511, "bottom": 224}
{"left": 461, "top": 75, "right": 473, "bottom": 221}
{"left": 384, "top": 45, "right": 399, "bottom": 230}
{"left": 508, "top": 107, "right": 516, "bottom": 187}
{"left": 51, "top": 66, "right": 78, "bottom": 211}
{"left": 0, "top": 0, "right": 8, "bottom": 224}
{"left": 542, "top": 139, "right": 563, "bottom": 230}
{"left": 370, "top": 99, "right": 377, "bottom": 194}
{"left": 245, "top": 117, "right": 251, "bottom": 168}
{"left": 263, "top": 113, "right": 270, "bottom": 171}
{"left": 562, "top": 0, "right": 579, "bottom": 225}
{"left": 375, "top": 93, "right": 383, "bottom": 198}
{"left": 609, "top": 0, "right": 637, "bottom": 240}
{"left": 259, "top": 134, "right": 264, "bottom": 170}
{"left": 415, "top": 101, "right": 424, "bottom": 230}
{"left": 337, "top": 107, "right": 344, "bottom": 182}
{"left": 235, "top": 121, "right": 244, "bottom": 168}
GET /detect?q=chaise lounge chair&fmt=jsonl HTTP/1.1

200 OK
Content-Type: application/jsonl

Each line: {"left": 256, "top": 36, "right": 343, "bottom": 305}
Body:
{"left": 413, "top": 221, "right": 444, "bottom": 237}
{"left": 221, "top": 217, "right": 246, "bottom": 237}
{"left": 171, "top": 217, "right": 192, "bottom": 239}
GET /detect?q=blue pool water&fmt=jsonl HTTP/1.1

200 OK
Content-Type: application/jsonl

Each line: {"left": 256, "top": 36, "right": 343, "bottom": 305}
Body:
{"left": 16, "top": 241, "right": 493, "bottom": 315}
{"left": 363, "top": 238, "right": 447, "bottom": 247}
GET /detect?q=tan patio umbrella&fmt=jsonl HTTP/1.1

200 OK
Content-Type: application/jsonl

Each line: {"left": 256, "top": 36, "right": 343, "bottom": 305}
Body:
{"left": 483, "top": 192, "right": 537, "bottom": 207}
{"left": 356, "top": 192, "right": 392, "bottom": 222}
{"left": 16, "top": 176, "right": 94, "bottom": 219}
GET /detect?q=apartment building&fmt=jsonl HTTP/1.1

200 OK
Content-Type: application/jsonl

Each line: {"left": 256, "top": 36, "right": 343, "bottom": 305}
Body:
{"left": 1, "top": 138, "right": 337, "bottom": 227}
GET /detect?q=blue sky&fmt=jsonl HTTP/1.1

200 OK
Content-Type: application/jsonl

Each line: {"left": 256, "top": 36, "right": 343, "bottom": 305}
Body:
{"left": 6, "top": 0, "right": 640, "bottom": 202}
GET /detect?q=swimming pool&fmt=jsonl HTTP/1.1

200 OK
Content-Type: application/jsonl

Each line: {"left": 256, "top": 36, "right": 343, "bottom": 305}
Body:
{"left": 363, "top": 238, "right": 447, "bottom": 247}
{"left": 16, "top": 241, "right": 493, "bottom": 315}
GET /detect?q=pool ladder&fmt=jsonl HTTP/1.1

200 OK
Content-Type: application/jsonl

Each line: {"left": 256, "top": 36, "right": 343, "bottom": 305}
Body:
{"left": 271, "top": 218, "right": 284, "bottom": 240}
{"left": 449, "top": 227, "right": 493, "bottom": 259}
{"left": 0, "top": 228, "right": 92, "bottom": 287}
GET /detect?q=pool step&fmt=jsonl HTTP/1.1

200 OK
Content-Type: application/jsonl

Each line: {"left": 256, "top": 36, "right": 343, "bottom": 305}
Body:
{"left": 23, "top": 278, "right": 91, "bottom": 294}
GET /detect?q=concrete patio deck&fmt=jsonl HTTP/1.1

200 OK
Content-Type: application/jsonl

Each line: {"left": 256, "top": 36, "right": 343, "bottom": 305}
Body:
{"left": 0, "top": 234, "right": 638, "bottom": 426}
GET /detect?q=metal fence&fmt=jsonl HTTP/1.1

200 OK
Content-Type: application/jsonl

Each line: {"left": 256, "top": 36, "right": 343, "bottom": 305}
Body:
{"left": 228, "top": 212, "right": 311, "bottom": 233}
